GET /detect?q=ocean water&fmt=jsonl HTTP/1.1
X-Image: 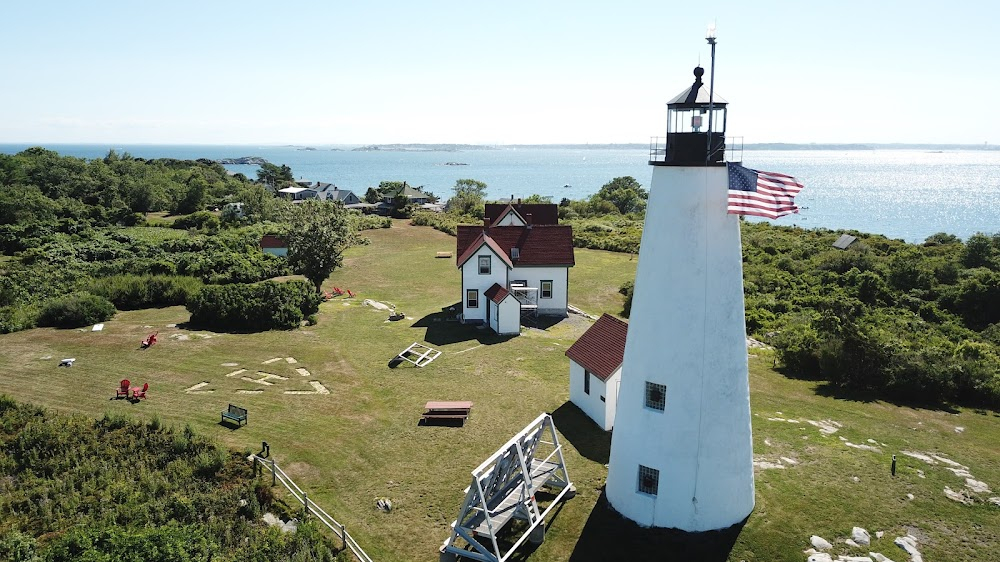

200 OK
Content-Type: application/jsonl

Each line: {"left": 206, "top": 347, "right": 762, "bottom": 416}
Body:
{"left": 2, "top": 143, "right": 998, "bottom": 243}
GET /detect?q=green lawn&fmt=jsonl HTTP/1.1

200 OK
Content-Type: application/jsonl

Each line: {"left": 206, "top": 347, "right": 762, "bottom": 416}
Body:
{"left": 0, "top": 221, "right": 997, "bottom": 562}
{"left": 120, "top": 225, "right": 192, "bottom": 242}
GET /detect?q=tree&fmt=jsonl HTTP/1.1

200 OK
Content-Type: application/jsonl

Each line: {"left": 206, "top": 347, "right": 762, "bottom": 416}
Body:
{"left": 446, "top": 178, "right": 488, "bottom": 218}
{"left": 284, "top": 200, "right": 352, "bottom": 292}
{"left": 234, "top": 183, "right": 276, "bottom": 223}
{"left": 176, "top": 174, "right": 208, "bottom": 215}
{"left": 962, "top": 232, "right": 999, "bottom": 270}
{"left": 591, "top": 176, "right": 648, "bottom": 215}
{"left": 256, "top": 163, "right": 293, "bottom": 187}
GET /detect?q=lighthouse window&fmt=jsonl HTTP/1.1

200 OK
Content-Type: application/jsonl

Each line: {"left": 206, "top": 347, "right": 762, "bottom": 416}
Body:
{"left": 637, "top": 465, "right": 659, "bottom": 496}
{"left": 478, "top": 255, "right": 491, "bottom": 275}
{"left": 584, "top": 370, "right": 590, "bottom": 395}
{"left": 644, "top": 381, "right": 666, "bottom": 411}
{"left": 541, "top": 280, "right": 553, "bottom": 299}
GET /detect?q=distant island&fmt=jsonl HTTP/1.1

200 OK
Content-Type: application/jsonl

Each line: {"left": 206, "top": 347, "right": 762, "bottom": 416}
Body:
{"left": 444, "top": 162, "right": 468, "bottom": 166}
{"left": 216, "top": 156, "right": 269, "bottom": 165}
{"left": 351, "top": 144, "right": 498, "bottom": 152}
{"left": 297, "top": 147, "right": 317, "bottom": 151}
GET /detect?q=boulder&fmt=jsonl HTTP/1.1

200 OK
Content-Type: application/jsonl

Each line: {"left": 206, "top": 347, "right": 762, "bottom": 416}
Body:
{"left": 808, "top": 554, "right": 833, "bottom": 562}
{"left": 811, "top": 535, "right": 833, "bottom": 551}
{"left": 852, "top": 526, "right": 871, "bottom": 546}
{"left": 894, "top": 535, "right": 922, "bottom": 562}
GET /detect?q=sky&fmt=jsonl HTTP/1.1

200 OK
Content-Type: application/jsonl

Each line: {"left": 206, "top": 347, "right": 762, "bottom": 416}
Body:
{"left": 1, "top": 0, "right": 997, "bottom": 145}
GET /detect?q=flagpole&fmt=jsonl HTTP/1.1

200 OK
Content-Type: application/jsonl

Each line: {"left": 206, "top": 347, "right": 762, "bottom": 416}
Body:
{"left": 706, "top": 24, "right": 717, "bottom": 164}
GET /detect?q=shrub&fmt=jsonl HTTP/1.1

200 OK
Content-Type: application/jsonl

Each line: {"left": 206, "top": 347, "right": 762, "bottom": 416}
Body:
{"left": 186, "top": 279, "right": 320, "bottom": 332}
{"left": 171, "top": 211, "right": 220, "bottom": 232}
{"left": 0, "top": 305, "right": 38, "bottom": 334}
{"left": 411, "top": 211, "right": 460, "bottom": 236}
{"left": 87, "top": 274, "right": 204, "bottom": 310}
{"left": 350, "top": 212, "right": 392, "bottom": 231}
{"left": 37, "top": 292, "right": 115, "bottom": 328}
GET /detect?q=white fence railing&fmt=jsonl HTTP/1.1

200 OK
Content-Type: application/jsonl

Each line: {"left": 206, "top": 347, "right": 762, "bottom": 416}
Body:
{"left": 252, "top": 454, "right": 374, "bottom": 562}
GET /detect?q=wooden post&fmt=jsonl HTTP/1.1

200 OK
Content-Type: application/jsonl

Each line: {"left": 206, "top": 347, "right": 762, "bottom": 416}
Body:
{"left": 303, "top": 493, "right": 309, "bottom": 519}
{"left": 340, "top": 523, "right": 347, "bottom": 550}
{"left": 271, "top": 458, "right": 276, "bottom": 486}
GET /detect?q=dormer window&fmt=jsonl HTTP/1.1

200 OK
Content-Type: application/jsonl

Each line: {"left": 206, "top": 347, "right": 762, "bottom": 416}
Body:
{"left": 478, "top": 255, "right": 491, "bottom": 275}
{"left": 511, "top": 248, "right": 520, "bottom": 260}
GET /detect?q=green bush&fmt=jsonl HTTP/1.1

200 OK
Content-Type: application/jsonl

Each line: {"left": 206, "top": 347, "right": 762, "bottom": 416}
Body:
{"left": 0, "top": 397, "right": 341, "bottom": 561}
{"left": 171, "top": 211, "right": 220, "bottom": 232}
{"left": 0, "top": 305, "right": 38, "bottom": 334}
{"left": 37, "top": 292, "right": 115, "bottom": 328}
{"left": 186, "top": 279, "right": 320, "bottom": 332}
{"left": 350, "top": 212, "right": 392, "bottom": 231}
{"left": 87, "top": 274, "right": 204, "bottom": 310}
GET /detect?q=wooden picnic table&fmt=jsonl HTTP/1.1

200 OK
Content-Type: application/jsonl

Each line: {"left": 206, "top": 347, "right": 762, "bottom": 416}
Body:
{"left": 422, "top": 401, "right": 473, "bottom": 423}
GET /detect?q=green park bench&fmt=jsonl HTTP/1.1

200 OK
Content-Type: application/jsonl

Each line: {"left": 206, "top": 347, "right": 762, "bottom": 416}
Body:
{"left": 221, "top": 404, "right": 247, "bottom": 427}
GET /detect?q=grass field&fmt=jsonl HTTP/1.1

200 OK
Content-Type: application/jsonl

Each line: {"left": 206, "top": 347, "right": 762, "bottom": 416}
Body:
{"left": 0, "top": 221, "right": 997, "bottom": 561}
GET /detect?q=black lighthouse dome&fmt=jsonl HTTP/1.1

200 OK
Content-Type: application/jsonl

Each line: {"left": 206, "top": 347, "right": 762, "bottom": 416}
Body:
{"left": 650, "top": 66, "right": 728, "bottom": 166}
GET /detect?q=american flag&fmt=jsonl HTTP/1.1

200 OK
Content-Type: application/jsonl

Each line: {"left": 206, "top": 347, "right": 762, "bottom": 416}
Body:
{"left": 727, "top": 162, "right": 804, "bottom": 219}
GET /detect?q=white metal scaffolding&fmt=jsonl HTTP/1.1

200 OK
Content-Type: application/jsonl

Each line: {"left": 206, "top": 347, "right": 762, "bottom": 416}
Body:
{"left": 441, "top": 413, "right": 574, "bottom": 562}
{"left": 509, "top": 284, "right": 538, "bottom": 323}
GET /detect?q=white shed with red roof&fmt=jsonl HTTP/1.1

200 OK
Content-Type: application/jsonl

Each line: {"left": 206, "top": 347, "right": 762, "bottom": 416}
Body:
{"left": 564, "top": 314, "right": 628, "bottom": 430}
{"left": 484, "top": 283, "right": 520, "bottom": 335}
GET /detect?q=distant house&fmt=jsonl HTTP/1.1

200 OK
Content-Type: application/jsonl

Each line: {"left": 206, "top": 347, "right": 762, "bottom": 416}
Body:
{"left": 455, "top": 203, "right": 574, "bottom": 334}
{"left": 277, "top": 186, "right": 317, "bottom": 201}
{"left": 370, "top": 183, "right": 435, "bottom": 215}
{"left": 298, "top": 181, "right": 363, "bottom": 205}
{"left": 564, "top": 314, "right": 628, "bottom": 430}
{"left": 260, "top": 235, "right": 288, "bottom": 257}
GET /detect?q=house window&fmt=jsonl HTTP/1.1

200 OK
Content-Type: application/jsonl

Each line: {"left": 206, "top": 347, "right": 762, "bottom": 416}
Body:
{"left": 541, "top": 280, "right": 553, "bottom": 299}
{"left": 645, "top": 381, "right": 666, "bottom": 411}
{"left": 511, "top": 247, "right": 520, "bottom": 259}
{"left": 467, "top": 290, "right": 479, "bottom": 309}
{"left": 512, "top": 280, "right": 527, "bottom": 287}
{"left": 584, "top": 370, "right": 590, "bottom": 395}
{"left": 637, "top": 465, "right": 659, "bottom": 496}
{"left": 479, "top": 255, "right": 491, "bottom": 275}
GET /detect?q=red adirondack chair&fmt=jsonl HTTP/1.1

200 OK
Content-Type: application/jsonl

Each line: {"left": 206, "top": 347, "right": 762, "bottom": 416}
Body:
{"left": 141, "top": 332, "right": 157, "bottom": 348}
{"left": 132, "top": 383, "right": 148, "bottom": 400}
{"left": 332, "top": 287, "right": 344, "bottom": 296}
{"left": 346, "top": 289, "right": 355, "bottom": 298}
{"left": 116, "top": 379, "right": 130, "bottom": 399}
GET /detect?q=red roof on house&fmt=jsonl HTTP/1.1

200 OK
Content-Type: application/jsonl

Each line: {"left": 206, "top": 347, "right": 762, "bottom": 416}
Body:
{"left": 455, "top": 232, "right": 516, "bottom": 270}
{"left": 456, "top": 225, "right": 575, "bottom": 267}
{"left": 260, "top": 235, "right": 287, "bottom": 248}
{"left": 484, "top": 283, "right": 512, "bottom": 304}
{"left": 564, "top": 314, "right": 629, "bottom": 381}
{"left": 485, "top": 203, "right": 559, "bottom": 226}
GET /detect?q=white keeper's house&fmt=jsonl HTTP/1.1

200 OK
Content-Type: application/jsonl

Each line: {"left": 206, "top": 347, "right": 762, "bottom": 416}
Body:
{"left": 455, "top": 203, "right": 574, "bottom": 335}
{"left": 564, "top": 313, "right": 629, "bottom": 430}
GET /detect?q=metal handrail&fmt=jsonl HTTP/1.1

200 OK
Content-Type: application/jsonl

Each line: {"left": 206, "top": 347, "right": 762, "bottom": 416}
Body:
{"left": 649, "top": 135, "right": 744, "bottom": 163}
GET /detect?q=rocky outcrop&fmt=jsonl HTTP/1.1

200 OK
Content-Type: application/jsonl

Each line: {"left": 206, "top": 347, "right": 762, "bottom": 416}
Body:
{"left": 217, "top": 156, "right": 269, "bottom": 165}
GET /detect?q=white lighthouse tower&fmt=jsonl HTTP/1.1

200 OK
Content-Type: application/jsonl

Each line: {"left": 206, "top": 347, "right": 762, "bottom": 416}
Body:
{"left": 604, "top": 49, "right": 755, "bottom": 531}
